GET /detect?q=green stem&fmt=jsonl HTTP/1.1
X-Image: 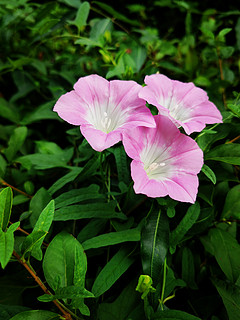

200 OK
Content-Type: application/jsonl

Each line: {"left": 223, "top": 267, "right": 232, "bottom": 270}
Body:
{"left": 159, "top": 258, "right": 167, "bottom": 310}
{"left": 56, "top": 300, "right": 84, "bottom": 320}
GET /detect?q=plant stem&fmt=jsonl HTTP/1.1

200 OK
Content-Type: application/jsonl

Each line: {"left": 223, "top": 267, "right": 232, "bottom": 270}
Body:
{"left": 226, "top": 135, "right": 240, "bottom": 144}
{"left": 0, "top": 179, "right": 32, "bottom": 198}
{"left": 159, "top": 258, "right": 167, "bottom": 310}
{"left": 12, "top": 250, "right": 73, "bottom": 320}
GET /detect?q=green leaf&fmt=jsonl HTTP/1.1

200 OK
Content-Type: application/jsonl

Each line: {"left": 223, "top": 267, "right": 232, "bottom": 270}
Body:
{"left": 217, "top": 28, "right": 232, "bottom": 41}
{"left": 82, "top": 228, "right": 140, "bottom": 250}
{"left": 93, "top": 1, "right": 140, "bottom": 26}
{"left": 213, "top": 278, "right": 240, "bottom": 320}
{"left": 92, "top": 246, "right": 135, "bottom": 297}
{"left": 43, "top": 232, "right": 84, "bottom": 291}
{"left": 21, "top": 102, "right": 59, "bottom": 125}
{"left": 205, "top": 144, "right": 240, "bottom": 165}
{"left": 77, "top": 219, "right": 107, "bottom": 243}
{"left": 48, "top": 167, "right": 82, "bottom": 195}
{"left": 236, "top": 17, "right": 240, "bottom": 50}
{"left": 111, "top": 145, "right": 130, "bottom": 184}
{"left": 209, "top": 228, "right": 240, "bottom": 282}
{"left": 54, "top": 201, "right": 126, "bottom": 221}
{"left": 0, "top": 98, "right": 20, "bottom": 124}
{"left": 38, "top": 286, "right": 94, "bottom": 301}
{"left": 21, "top": 231, "right": 47, "bottom": 258}
{"left": 0, "top": 222, "right": 20, "bottom": 269}
{"left": 197, "top": 124, "right": 230, "bottom": 152}
{"left": 9, "top": 310, "right": 60, "bottom": 320}
{"left": 29, "top": 188, "right": 52, "bottom": 227}
{"left": 54, "top": 184, "right": 104, "bottom": 209}
{"left": 152, "top": 309, "right": 201, "bottom": 319}
{"left": 16, "top": 148, "right": 73, "bottom": 170}
{"left": 0, "top": 187, "right": 13, "bottom": 231}
{"left": 221, "top": 184, "right": 240, "bottom": 219}
{"left": 201, "top": 164, "right": 216, "bottom": 184}
{"left": 71, "top": 242, "right": 90, "bottom": 315}
{"left": 141, "top": 208, "right": 169, "bottom": 284}
{"left": 0, "top": 304, "right": 29, "bottom": 320}
{"left": 181, "top": 247, "right": 197, "bottom": 290}
{"left": 4, "top": 127, "right": 28, "bottom": 162}
{"left": 164, "top": 267, "right": 186, "bottom": 299}
{"left": 98, "top": 280, "right": 145, "bottom": 320}
{"left": 31, "top": 200, "right": 55, "bottom": 260}
{"left": 69, "top": 1, "right": 90, "bottom": 32}
{"left": 0, "top": 155, "right": 7, "bottom": 178}
{"left": 170, "top": 202, "right": 200, "bottom": 253}
{"left": 75, "top": 37, "right": 103, "bottom": 47}
{"left": 75, "top": 153, "right": 100, "bottom": 182}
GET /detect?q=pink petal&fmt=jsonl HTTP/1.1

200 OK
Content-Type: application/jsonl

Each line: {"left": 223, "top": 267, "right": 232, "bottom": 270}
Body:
{"left": 53, "top": 74, "right": 155, "bottom": 151}
{"left": 53, "top": 91, "right": 88, "bottom": 125}
{"left": 80, "top": 125, "right": 122, "bottom": 152}
{"left": 139, "top": 73, "right": 222, "bottom": 134}
{"left": 123, "top": 115, "right": 203, "bottom": 203}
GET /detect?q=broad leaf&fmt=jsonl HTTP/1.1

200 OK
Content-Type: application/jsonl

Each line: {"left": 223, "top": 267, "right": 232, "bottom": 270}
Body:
{"left": 43, "top": 232, "right": 83, "bottom": 291}
{"left": 31, "top": 200, "right": 55, "bottom": 260}
{"left": 21, "top": 231, "right": 47, "bottom": 259}
{"left": 29, "top": 188, "right": 52, "bottom": 227}
{"left": 54, "top": 201, "right": 126, "bottom": 221}
{"left": 4, "top": 127, "right": 28, "bottom": 162}
{"left": 205, "top": 144, "right": 240, "bottom": 165}
{"left": 0, "top": 187, "right": 13, "bottom": 231}
{"left": 71, "top": 242, "right": 90, "bottom": 316}
{"left": 209, "top": 228, "right": 240, "bottom": 282}
{"left": 221, "top": 184, "right": 240, "bottom": 219}
{"left": 54, "top": 184, "right": 104, "bottom": 209}
{"left": 69, "top": 2, "right": 90, "bottom": 32}
{"left": 141, "top": 208, "right": 169, "bottom": 284}
{"left": 201, "top": 164, "right": 216, "bottom": 184}
{"left": 0, "top": 222, "right": 19, "bottom": 269}
{"left": 77, "top": 219, "right": 107, "bottom": 243}
{"left": 92, "top": 246, "right": 135, "bottom": 297}
{"left": 170, "top": 202, "right": 200, "bottom": 253}
{"left": 213, "top": 278, "right": 240, "bottom": 320}
{"left": 48, "top": 167, "right": 82, "bottom": 195}
{"left": 38, "top": 286, "right": 94, "bottom": 301}
{"left": 9, "top": 310, "right": 60, "bottom": 320}
{"left": 152, "top": 309, "right": 201, "bottom": 319}
{"left": 0, "top": 304, "right": 29, "bottom": 320}
{"left": 98, "top": 280, "right": 145, "bottom": 320}
{"left": 82, "top": 228, "right": 140, "bottom": 250}
{"left": 181, "top": 247, "right": 197, "bottom": 290}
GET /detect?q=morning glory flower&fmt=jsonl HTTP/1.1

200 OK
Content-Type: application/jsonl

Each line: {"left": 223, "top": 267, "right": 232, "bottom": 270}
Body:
{"left": 122, "top": 115, "right": 203, "bottom": 203}
{"left": 53, "top": 74, "right": 155, "bottom": 151}
{"left": 139, "top": 74, "right": 222, "bottom": 134}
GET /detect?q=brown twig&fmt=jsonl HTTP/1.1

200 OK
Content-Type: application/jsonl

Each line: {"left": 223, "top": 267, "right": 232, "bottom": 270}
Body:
{"left": 0, "top": 179, "right": 33, "bottom": 198}
{"left": 12, "top": 250, "right": 72, "bottom": 320}
{"left": 10, "top": 222, "right": 49, "bottom": 247}
{"left": 226, "top": 135, "right": 240, "bottom": 144}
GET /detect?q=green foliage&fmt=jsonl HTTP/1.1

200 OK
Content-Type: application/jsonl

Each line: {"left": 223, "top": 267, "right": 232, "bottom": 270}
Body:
{"left": 0, "top": 0, "right": 240, "bottom": 319}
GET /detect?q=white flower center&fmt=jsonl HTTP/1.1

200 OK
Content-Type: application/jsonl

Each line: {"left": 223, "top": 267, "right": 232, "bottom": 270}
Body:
{"left": 86, "top": 102, "right": 129, "bottom": 134}
{"left": 141, "top": 142, "right": 172, "bottom": 180}
{"left": 100, "top": 112, "right": 112, "bottom": 132}
{"left": 159, "top": 94, "right": 191, "bottom": 123}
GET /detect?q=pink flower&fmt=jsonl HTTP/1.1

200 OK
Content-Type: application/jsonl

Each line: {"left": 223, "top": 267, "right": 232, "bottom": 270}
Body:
{"left": 139, "top": 74, "right": 222, "bottom": 134}
{"left": 53, "top": 74, "right": 155, "bottom": 151}
{"left": 122, "top": 115, "right": 203, "bottom": 203}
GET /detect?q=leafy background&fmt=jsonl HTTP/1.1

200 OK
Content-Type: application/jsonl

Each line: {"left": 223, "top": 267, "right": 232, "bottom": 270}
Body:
{"left": 0, "top": 0, "right": 240, "bottom": 319}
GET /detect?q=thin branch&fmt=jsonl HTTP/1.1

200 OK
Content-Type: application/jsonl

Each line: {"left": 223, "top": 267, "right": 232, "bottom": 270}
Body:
{"left": 12, "top": 250, "right": 72, "bottom": 320}
{"left": 226, "top": 135, "right": 240, "bottom": 144}
{"left": 0, "top": 179, "right": 33, "bottom": 198}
